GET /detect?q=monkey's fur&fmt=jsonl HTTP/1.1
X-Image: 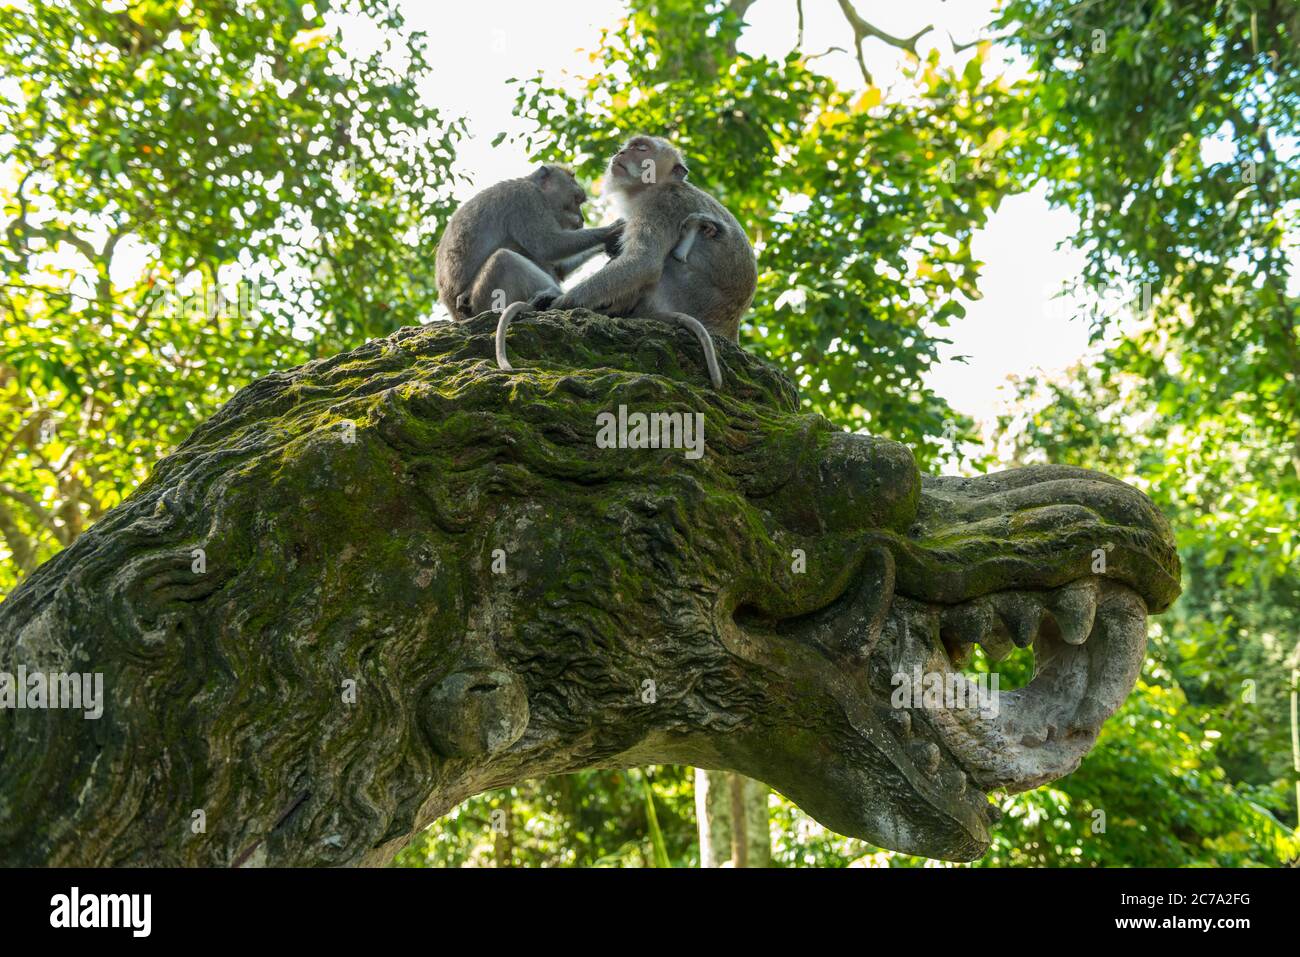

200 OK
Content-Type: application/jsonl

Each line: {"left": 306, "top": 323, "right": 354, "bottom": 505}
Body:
{"left": 494, "top": 136, "right": 756, "bottom": 389}
{"left": 669, "top": 212, "right": 724, "bottom": 264}
{"left": 435, "top": 165, "right": 619, "bottom": 322}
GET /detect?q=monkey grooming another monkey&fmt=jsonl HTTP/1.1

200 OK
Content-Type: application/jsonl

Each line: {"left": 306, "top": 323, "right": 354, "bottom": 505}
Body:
{"left": 435, "top": 164, "right": 620, "bottom": 322}
{"left": 494, "top": 135, "right": 757, "bottom": 389}
{"left": 494, "top": 201, "right": 722, "bottom": 378}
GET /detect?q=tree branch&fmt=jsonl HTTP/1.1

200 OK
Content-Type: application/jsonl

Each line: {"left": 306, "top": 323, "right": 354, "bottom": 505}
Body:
{"left": 804, "top": 45, "right": 848, "bottom": 63}
{"left": 0, "top": 482, "right": 59, "bottom": 542}
{"left": 0, "top": 497, "right": 36, "bottom": 573}
{"left": 833, "top": 0, "right": 934, "bottom": 83}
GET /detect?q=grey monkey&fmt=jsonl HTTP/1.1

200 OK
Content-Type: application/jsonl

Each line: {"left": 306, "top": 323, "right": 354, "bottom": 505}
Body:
{"left": 495, "top": 136, "right": 756, "bottom": 389}
{"left": 493, "top": 207, "right": 721, "bottom": 380}
{"left": 435, "top": 164, "right": 620, "bottom": 322}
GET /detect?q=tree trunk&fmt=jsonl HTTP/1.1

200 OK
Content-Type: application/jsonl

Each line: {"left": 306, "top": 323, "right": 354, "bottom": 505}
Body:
{"left": 492, "top": 793, "right": 513, "bottom": 868}
{"left": 696, "top": 769, "right": 770, "bottom": 867}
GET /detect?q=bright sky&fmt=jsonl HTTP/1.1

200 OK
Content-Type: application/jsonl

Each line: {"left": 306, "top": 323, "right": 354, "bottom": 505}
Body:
{"left": 385, "top": 0, "right": 1098, "bottom": 430}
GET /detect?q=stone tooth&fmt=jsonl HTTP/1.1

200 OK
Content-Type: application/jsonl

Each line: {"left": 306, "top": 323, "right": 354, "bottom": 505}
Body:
{"left": 977, "top": 618, "right": 1016, "bottom": 662}
{"left": 912, "top": 741, "right": 941, "bottom": 775}
{"left": 1047, "top": 578, "right": 1099, "bottom": 645}
{"left": 940, "top": 600, "right": 992, "bottom": 667}
{"left": 992, "top": 592, "right": 1046, "bottom": 648}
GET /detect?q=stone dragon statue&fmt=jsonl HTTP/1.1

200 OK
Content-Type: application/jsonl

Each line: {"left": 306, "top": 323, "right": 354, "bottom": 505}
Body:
{"left": 0, "top": 313, "right": 1180, "bottom": 865}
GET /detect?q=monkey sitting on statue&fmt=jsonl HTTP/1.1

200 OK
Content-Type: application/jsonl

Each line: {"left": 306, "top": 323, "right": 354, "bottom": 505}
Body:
{"left": 435, "top": 164, "right": 621, "bottom": 322}
{"left": 495, "top": 135, "right": 757, "bottom": 389}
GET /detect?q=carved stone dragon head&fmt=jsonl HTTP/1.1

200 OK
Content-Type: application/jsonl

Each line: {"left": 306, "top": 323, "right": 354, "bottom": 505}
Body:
{"left": 0, "top": 313, "right": 1179, "bottom": 865}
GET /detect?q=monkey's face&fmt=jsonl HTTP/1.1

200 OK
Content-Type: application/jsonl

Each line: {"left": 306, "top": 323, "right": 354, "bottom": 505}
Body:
{"left": 607, "top": 135, "right": 687, "bottom": 192}
{"left": 542, "top": 167, "right": 586, "bottom": 229}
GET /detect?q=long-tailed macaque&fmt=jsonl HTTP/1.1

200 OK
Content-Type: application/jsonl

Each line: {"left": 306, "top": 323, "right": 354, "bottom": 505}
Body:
{"left": 435, "top": 165, "right": 619, "bottom": 321}
{"left": 495, "top": 136, "right": 757, "bottom": 389}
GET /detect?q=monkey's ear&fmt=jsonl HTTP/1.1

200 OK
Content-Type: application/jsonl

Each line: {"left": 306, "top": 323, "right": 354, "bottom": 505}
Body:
{"left": 529, "top": 166, "right": 551, "bottom": 184}
{"left": 670, "top": 163, "right": 689, "bottom": 181}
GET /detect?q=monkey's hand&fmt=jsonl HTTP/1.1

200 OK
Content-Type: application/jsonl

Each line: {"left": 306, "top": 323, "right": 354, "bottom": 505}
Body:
{"left": 530, "top": 290, "right": 559, "bottom": 310}
{"left": 550, "top": 288, "right": 615, "bottom": 312}
{"left": 603, "top": 220, "right": 626, "bottom": 259}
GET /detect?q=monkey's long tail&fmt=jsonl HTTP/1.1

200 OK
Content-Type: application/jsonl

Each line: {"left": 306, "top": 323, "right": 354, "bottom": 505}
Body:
{"left": 494, "top": 300, "right": 529, "bottom": 372}
{"left": 665, "top": 312, "right": 723, "bottom": 389}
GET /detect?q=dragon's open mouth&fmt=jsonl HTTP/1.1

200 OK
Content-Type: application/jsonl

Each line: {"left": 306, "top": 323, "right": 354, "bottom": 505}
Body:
{"left": 882, "top": 465, "right": 1178, "bottom": 796}
{"left": 711, "top": 454, "right": 1179, "bottom": 861}
{"left": 886, "top": 577, "right": 1148, "bottom": 794}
